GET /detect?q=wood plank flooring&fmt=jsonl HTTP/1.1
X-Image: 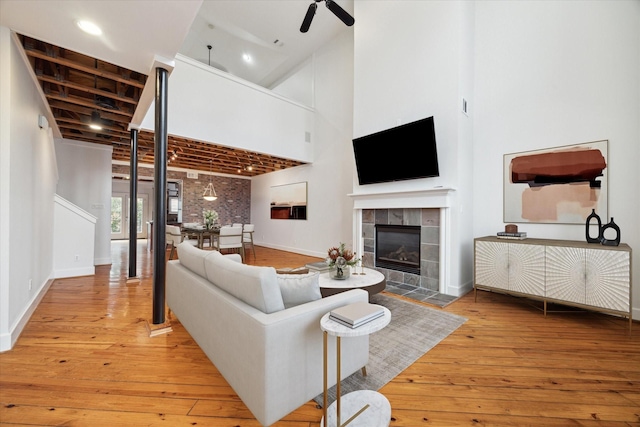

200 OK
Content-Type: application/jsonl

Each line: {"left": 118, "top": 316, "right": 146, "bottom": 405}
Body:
{"left": 1, "top": 241, "right": 639, "bottom": 426}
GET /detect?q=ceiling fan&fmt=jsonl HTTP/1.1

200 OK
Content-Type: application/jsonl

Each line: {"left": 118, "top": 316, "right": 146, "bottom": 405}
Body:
{"left": 300, "top": 0, "right": 355, "bottom": 33}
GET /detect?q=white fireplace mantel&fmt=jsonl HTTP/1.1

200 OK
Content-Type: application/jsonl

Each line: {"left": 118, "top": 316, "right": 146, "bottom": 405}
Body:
{"left": 348, "top": 187, "right": 455, "bottom": 210}
{"left": 349, "top": 186, "right": 457, "bottom": 296}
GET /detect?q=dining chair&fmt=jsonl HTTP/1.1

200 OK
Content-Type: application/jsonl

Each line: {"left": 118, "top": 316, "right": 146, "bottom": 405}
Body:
{"left": 165, "top": 225, "right": 182, "bottom": 260}
{"left": 214, "top": 226, "right": 244, "bottom": 260}
{"left": 242, "top": 224, "right": 256, "bottom": 259}
{"left": 179, "top": 223, "right": 201, "bottom": 247}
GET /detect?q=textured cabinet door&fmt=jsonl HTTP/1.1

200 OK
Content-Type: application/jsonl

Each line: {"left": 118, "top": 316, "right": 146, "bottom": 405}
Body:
{"left": 508, "top": 243, "right": 545, "bottom": 296}
{"left": 475, "top": 240, "right": 545, "bottom": 295}
{"left": 475, "top": 240, "right": 509, "bottom": 291}
{"left": 585, "top": 248, "right": 630, "bottom": 312}
{"left": 545, "top": 246, "right": 585, "bottom": 305}
{"left": 475, "top": 236, "right": 632, "bottom": 326}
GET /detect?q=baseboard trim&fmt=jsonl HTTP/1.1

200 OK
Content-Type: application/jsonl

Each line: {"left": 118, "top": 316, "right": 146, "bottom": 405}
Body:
{"left": 53, "top": 266, "right": 95, "bottom": 279}
{"left": 255, "top": 242, "right": 324, "bottom": 259}
{"left": 0, "top": 277, "right": 54, "bottom": 352}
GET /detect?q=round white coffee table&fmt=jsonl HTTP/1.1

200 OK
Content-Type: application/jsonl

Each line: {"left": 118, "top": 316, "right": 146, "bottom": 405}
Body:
{"left": 320, "top": 305, "right": 392, "bottom": 427}
{"left": 319, "top": 268, "right": 386, "bottom": 298}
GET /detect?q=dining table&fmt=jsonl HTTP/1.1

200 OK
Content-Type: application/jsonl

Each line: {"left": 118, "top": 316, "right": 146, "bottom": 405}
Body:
{"left": 181, "top": 225, "right": 221, "bottom": 249}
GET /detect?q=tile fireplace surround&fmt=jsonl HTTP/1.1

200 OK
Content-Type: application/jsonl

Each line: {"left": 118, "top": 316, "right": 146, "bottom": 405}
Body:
{"left": 361, "top": 208, "right": 440, "bottom": 291}
{"left": 350, "top": 187, "right": 455, "bottom": 295}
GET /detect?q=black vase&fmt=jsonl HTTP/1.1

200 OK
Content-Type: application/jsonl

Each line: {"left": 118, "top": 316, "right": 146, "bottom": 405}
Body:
{"left": 585, "top": 209, "right": 602, "bottom": 243}
{"left": 600, "top": 217, "right": 621, "bottom": 247}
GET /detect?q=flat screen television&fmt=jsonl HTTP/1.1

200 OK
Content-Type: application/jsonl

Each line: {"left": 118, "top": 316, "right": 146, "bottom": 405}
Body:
{"left": 352, "top": 116, "right": 439, "bottom": 185}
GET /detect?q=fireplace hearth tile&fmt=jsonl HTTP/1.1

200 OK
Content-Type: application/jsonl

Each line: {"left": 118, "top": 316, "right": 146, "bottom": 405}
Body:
{"left": 404, "top": 273, "right": 420, "bottom": 286}
{"left": 420, "top": 276, "right": 439, "bottom": 291}
{"left": 421, "top": 227, "right": 439, "bottom": 244}
{"left": 421, "top": 260, "right": 439, "bottom": 279}
{"left": 404, "top": 209, "right": 421, "bottom": 226}
{"left": 363, "top": 223, "right": 374, "bottom": 239}
{"left": 362, "top": 207, "right": 441, "bottom": 294}
{"left": 389, "top": 209, "right": 404, "bottom": 224}
{"left": 421, "top": 243, "right": 440, "bottom": 261}
{"left": 421, "top": 209, "right": 440, "bottom": 225}
{"left": 375, "top": 209, "right": 389, "bottom": 224}
{"left": 363, "top": 238, "right": 374, "bottom": 253}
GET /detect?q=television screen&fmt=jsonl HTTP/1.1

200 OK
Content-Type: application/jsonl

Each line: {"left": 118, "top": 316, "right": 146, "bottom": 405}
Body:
{"left": 352, "top": 116, "right": 439, "bottom": 185}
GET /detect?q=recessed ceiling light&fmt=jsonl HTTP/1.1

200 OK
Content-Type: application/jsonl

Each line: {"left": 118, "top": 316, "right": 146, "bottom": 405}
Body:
{"left": 242, "top": 53, "right": 252, "bottom": 63}
{"left": 77, "top": 20, "right": 102, "bottom": 36}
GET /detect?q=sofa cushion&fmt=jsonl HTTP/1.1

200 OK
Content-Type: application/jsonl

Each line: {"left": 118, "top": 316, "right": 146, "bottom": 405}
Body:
{"left": 277, "top": 272, "right": 322, "bottom": 308}
{"left": 176, "top": 242, "right": 210, "bottom": 278}
{"left": 204, "top": 251, "right": 285, "bottom": 313}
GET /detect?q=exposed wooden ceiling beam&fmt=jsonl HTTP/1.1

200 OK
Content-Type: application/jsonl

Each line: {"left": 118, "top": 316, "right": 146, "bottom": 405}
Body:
{"left": 19, "top": 34, "right": 308, "bottom": 177}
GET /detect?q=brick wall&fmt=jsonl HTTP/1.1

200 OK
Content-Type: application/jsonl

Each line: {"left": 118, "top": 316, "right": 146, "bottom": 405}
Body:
{"left": 112, "top": 164, "right": 251, "bottom": 225}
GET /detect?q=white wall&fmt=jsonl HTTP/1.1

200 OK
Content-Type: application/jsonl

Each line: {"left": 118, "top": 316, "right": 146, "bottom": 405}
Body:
{"left": 141, "top": 54, "right": 315, "bottom": 164}
{"left": 53, "top": 195, "right": 96, "bottom": 278}
{"left": 251, "top": 30, "right": 355, "bottom": 258}
{"left": 54, "top": 139, "right": 113, "bottom": 266}
{"left": 270, "top": 57, "right": 315, "bottom": 108}
{"left": 0, "top": 27, "right": 58, "bottom": 351}
{"left": 352, "top": 1, "right": 476, "bottom": 294}
{"left": 472, "top": 1, "right": 640, "bottom": 314}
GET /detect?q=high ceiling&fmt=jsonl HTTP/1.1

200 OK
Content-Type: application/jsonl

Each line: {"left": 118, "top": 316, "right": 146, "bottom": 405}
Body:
{"left": 0, "top": 0, "right": 354, "bottom": 176}
{"left": 17, "top": 34, "right": 306, "bottom": 176}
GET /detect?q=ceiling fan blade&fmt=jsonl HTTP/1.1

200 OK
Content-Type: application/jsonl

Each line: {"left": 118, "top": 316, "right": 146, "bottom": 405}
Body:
{"left": 325, "top": 0, "right": 354, "bottom": 26}
{"left": 300, "top": 2, "right": 318, "bottom": 33}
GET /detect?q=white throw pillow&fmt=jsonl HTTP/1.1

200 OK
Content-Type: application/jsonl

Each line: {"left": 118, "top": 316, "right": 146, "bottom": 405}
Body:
{"left": 277, "top": 272, "right": 322, "bottom": 309}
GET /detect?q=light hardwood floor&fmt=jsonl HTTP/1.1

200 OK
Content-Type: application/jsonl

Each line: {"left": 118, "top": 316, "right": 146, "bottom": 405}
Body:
{"left": 1, "top": 241, "right": 639, "bottom": 426}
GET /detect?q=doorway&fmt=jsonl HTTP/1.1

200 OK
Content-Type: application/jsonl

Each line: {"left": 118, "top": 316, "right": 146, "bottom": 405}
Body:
{"left": 111, "top": 193, "right": 149, "bottom": 240}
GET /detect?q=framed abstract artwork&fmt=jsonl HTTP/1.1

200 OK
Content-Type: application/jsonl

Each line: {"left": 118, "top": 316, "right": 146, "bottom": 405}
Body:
{"left": 270, "top": 182, "right": 307, "bottom": 220}
{"left": 504, "top": 140, "right": 608, "bottom": 224}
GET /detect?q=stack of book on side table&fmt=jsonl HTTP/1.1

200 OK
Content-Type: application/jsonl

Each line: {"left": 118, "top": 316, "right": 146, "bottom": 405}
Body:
{"left": 496, "top": 231, "right": 527, "bottom": 240}
{"left": 329, "top": 302, "right": 384, "bottom": 328}
{"left": 305, "top": 261, "right": 331, "bottom": 272}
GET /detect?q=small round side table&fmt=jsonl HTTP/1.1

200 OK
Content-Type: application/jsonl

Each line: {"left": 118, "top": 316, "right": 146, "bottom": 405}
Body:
{"left": 320, "top": 304, "right": 392, "bottom": 427}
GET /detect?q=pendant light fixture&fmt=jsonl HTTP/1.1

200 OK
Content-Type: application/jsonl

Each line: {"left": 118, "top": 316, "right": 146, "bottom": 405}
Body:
{"left": 203, "top": 159, "right": 217, "bottom": 201}
{"left": 89, "top": 110, "right": 103, "bottom": 130}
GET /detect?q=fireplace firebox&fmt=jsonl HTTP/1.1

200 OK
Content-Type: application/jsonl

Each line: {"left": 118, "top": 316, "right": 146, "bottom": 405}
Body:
{"left": 375, "top": 224, "right": 421, "bottom": 275}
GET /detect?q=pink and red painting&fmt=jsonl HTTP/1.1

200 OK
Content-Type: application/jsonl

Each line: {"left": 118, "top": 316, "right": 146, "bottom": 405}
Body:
{"left": 504, "top": 140, "right": 608, "bottom": 224}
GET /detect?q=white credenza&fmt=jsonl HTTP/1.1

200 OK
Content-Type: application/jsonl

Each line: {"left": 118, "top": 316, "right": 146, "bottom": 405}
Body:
{"left": 474, "top": 236, "right": 632, "bottom": 328}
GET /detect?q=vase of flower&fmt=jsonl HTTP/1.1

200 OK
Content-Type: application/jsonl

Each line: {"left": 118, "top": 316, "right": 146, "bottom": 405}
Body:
{"left": 327, "top": 242, "right": 359, "bottom": 281}
{"left": 203, "top": 209, "right": 218, "bottom": 230}
{"left": 330, "top": 264, "right": 351, "bottom": 280}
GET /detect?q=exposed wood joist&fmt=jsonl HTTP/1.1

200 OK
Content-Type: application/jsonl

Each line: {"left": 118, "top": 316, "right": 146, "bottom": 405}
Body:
{"left": 19, "top": 34, "right": 308, "bottom": 177}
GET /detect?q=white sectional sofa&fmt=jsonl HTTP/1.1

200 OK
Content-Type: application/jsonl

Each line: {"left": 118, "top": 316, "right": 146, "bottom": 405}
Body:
{"left": 166, "top": 242, "right": 369, "bottom": 426}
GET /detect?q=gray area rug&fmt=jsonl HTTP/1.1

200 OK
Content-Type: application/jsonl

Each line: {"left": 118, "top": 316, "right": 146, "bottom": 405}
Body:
{"left": 313, "top": 293, "right": 467, "bottom": 407}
